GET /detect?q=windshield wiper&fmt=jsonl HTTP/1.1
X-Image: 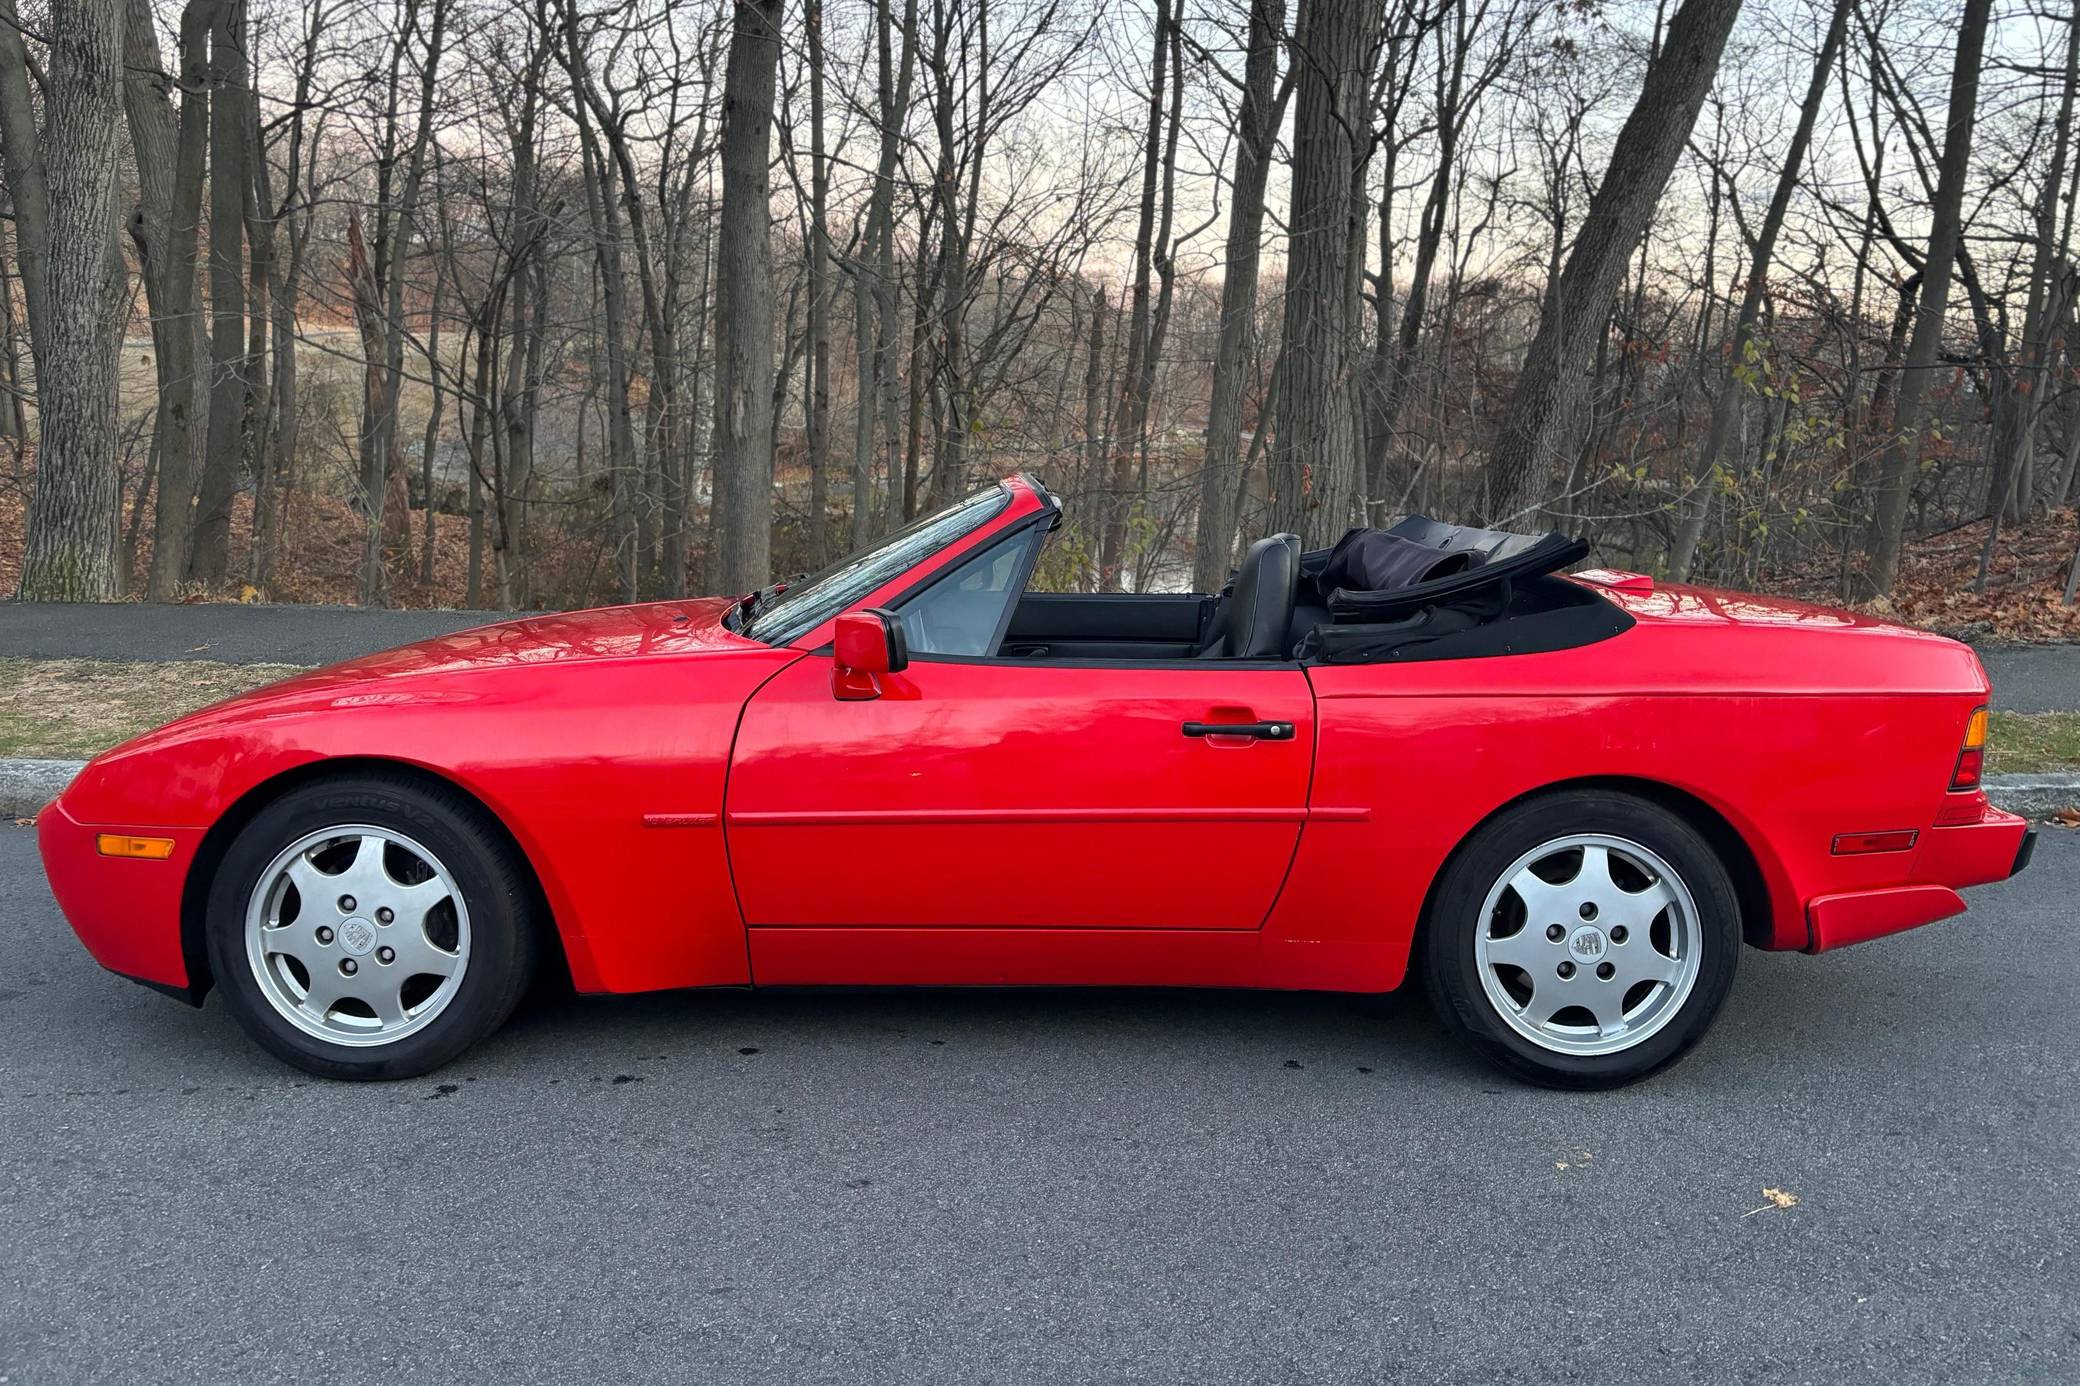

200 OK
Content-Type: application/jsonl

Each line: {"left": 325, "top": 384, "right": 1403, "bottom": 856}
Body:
{"left": 730, "top": 574, "right": 806, "bottom": 633}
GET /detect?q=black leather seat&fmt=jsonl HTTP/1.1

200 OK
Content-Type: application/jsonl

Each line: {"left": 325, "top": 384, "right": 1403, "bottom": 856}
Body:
{"left": 1198, "top": 533, "right": 1299, "bottom": 659}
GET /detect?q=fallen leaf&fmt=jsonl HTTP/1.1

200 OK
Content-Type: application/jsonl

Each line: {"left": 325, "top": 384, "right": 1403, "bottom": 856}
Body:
{"left": 2051, "top": 806, "right": 2080, "bottom": 829}
{"left": 1743, "top": 1187, "right": 1801, "bottom": 1217}
{"left": 1556, "top": 1161, "right": 1569, "bottom": 1170}
{"left": 13, "top": 816, "right": 34, "bottom": 828}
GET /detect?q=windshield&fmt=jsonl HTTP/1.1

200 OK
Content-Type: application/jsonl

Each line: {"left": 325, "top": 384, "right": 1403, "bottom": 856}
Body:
{"left": 740, "top": 484, "right": 1012, "bottom": 646}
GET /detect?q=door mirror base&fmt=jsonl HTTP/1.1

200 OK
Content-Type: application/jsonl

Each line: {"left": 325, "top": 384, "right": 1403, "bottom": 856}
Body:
{"left": 833, "top": 608, "right": 908, "bottom": 700}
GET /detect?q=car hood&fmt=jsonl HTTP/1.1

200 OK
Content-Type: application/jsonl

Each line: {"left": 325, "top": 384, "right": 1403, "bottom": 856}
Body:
{"left": 293, "top": 596, "right": 758, "bottom": 682}
{"left": 102, "top": 597, "right": 765, "bottom": 747}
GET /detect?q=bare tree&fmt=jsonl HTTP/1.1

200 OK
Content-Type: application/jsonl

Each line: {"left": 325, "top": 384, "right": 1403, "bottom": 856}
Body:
{"left": 1483, "top": 0, "right": 1745, "bottom": 520}
{"left": 1192, "top": 0, "right": 1286, "bottom": 592}
{"left": 120, "top": 0, "right": 212, "bottom": 597}
{"left": 0, "top": 0, "right": 53, "bottom": 379}
{"left": 711, "top": 0, "right": 784, "bottom": 593}
{"left": 803, "top": 0, "right": 831, "bottom": 562}
{"left": 11, "top": 0, "right": 129, "bottom": 600}
{"left": 1266, "top": 0, "right": 1384, "bottom": 544}
{"left": 1099, "top": 0, "right": 1179, "bottom": 586}
{"left": 186, "top": 0, "right": 248, "bottom": 584}
{"left": 1667, "top": 0, "right": 1849, "bottom": 579}
{"left": 1859, "top": 0, "right": 1992, "bottom": 596}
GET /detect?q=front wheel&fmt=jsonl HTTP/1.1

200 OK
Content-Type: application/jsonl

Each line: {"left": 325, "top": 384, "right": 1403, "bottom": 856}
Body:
{"left": 1421, "top": 790, "right": 1741, "bottom": 1089}
{"left": 204, "top": 773, "right": 541, "bottom": 1080}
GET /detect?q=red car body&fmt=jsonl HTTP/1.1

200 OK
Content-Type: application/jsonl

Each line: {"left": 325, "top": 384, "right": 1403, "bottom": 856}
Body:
{"left": 40, "top": 474, "right": 2031, "bottom": 1009}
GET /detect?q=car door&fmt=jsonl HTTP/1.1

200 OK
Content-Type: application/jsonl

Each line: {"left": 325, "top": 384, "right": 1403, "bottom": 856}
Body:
{"left": 725, "top": 656, "right": 1316, "bottom": 932}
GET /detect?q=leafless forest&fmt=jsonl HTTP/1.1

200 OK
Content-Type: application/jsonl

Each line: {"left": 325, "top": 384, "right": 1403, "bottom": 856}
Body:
{"left": 2, "top": 0, "right": 2078, "bottom": 615}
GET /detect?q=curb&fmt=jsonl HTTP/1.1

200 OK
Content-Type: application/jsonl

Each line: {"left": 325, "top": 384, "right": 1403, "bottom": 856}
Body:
{"left": 1979, "top": 775, "right": 2080, "bottom": 820}
{"left": 4, "top": 757, "right": 2076, "bottom": 824}
{"left": 2, "top": 759, "right": 86, "bottom": 818}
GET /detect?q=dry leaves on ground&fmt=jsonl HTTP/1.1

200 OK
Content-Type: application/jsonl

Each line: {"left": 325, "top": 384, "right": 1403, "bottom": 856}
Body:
{"left": 1743, "top": 1187, "right": 1801, "bottom": 1217}
{"left": 1775, "top": 507, "right": 2080, "bottom": 643}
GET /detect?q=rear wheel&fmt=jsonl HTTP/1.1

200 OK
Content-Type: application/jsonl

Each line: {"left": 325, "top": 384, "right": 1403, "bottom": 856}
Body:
{"left": 1421, "top": 790, "right": 1740, "bottom": 1088}
{"left": 205, "top": 773, "right": 541, "bottom": 1080}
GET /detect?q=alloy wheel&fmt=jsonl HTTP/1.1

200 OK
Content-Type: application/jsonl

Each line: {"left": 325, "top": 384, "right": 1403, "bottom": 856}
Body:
{"left": 1471, "top": 832, "right": 1702, "bottom": 1056}
{"left": 243, "top": 824, "right": 472, "bottom": 1047}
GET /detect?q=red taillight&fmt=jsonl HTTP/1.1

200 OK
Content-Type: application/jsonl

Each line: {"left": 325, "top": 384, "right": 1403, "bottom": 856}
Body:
{"left": 1950, "top": 706, "right": 1989, "bottom": 791}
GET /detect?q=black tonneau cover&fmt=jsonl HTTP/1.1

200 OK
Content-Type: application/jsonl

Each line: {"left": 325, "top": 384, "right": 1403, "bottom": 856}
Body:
{"left": 1301, "top": 517, "right": 1589, "bottom": 623}
{"left": 1292, "top": 517, "right": 1626, "bottom": 664}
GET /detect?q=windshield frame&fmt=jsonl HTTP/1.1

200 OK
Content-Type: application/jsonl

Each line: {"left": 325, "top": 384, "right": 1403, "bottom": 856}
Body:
{"left": 737, "top": 477, "right": 1047, "bottom": 648}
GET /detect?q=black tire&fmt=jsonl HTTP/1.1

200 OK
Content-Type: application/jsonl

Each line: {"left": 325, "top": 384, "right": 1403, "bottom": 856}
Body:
{"left": 1420, "top": 789, "right": 1740, "bottom": 1089}
{"left": 204, "top": 771, "right": 542, "bottom": 1080}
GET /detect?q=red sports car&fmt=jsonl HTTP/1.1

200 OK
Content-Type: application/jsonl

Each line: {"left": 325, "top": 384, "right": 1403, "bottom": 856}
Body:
{"left": 38, "top": 474, "right": 2035, "bottom": 1087}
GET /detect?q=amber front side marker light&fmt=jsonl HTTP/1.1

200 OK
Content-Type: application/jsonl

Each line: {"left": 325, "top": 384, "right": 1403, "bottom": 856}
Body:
{"left": 97, "top": 835, "right": 175, "bottom": 860}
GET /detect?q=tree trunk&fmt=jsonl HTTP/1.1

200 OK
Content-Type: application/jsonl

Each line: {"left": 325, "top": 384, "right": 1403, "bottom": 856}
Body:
{"left": 187, "top": 0, "right": 249, "bottom": 586}
{"left": 922, "top": 0, "right": 975, "bottom": 510}
{"left": 805, "top": 0, "right": 832, "bottom": 561}
{"left": 465, "top": 306, "right": 495, "bottom": 608}
{"left": 1099, "top": 0, "right": 1174, "bottom": 587}
{"left": 1860, "top": 0, "right": 1992, "bottom": 596}
{"left": 240, "top": 49, "right": 273, "bottom": 592}
{"left": 1484, "top": 0, "right": 1745, "bottom": 520}
{"left": 0, "top": 0, "right": 54, "bottom": 379}
{"left": 570, "top": 91, "right": 639, "bottom": 603}
{"left": 1266, "top": 0, "right": 1383, "bottom": 544}
{"left": 868, "top": 0, "right": 917, "bottom": 539}
{"left": 0, "top": 220, "right": 24, "bottom": 439}
{"left": 14, "top": 0, "right": 129, "bottom": 600}
{"left": 1668, "top": 0, "right": 1848, "bottom": 579}
{"left": 1193, "top": 0, "right": 1283, "bottom": 593}
{"left": 119, "top": 0, "right": 207, "bottom": 597}
{"left": 419, "top": 259, "right": 446, "bottom": 589}
{"left": 357, "top": 0, "right": 449, "bottom": 604}
{"left": 1082, "top": 285, "right": 1108, "bottom": 587}
{"left": 1363, "top": 3, "right": 1487, "bottom": 523}
{"left": 711, "top": 0, "right": 784, "bottom": 593}
{"left": 1974, "top": 0, "right": 2080, "bottom": 582}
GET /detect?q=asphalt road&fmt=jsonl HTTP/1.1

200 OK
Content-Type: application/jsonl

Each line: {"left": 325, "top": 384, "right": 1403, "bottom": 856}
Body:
{"left": 5, "top": 601, "right": 2078, "bottom": 712}
{"left": 0, "top": 602, "right": 521, "bottom": 667}
{"left": 3, "top": 826, "right": 2075, "bottom": 1383}
{"left": 1979, "top": 644, "right": 2080, "bottom": 714}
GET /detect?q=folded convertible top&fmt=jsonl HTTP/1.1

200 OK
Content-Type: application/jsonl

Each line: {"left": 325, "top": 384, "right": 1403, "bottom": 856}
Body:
{"left": 1301, "top": 517, "right": 1589, "bottom": 623}
{"left": 1290, "top": 516, "right": 1628, "bottom": 664}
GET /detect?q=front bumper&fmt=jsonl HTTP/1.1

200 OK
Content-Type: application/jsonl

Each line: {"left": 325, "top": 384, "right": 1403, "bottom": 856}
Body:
{"left": 37, "top": 798, "right": 204, "bottom": 994}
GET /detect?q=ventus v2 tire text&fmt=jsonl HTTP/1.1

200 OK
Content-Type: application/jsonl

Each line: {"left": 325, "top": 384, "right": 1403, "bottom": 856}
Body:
{"left": 204, "top": 773, "right": 542, "bottom": 1080}
{"left": 1421, "top": 790, "right": 1740, "bottom": 1089}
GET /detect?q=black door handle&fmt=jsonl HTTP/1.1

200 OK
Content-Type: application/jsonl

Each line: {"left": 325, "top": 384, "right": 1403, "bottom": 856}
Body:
{"left": 1182, "top": 720, "right": 1295, "bottom": 741}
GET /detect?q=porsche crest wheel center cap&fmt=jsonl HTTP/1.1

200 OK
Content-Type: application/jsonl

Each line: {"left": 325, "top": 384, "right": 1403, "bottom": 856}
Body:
{"left": 1566, "top": 925, "right": 1608, "bottom": 963}
{"left": 337, "top": 917, "right": 377, "bottom": 957}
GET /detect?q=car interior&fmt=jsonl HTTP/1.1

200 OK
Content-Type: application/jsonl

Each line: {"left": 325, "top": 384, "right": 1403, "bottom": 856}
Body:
{"left": 927, "top": 515, "right": 1627, "bottom": 665}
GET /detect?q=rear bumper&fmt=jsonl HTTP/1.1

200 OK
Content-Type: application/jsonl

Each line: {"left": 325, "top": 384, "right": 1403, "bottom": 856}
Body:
{"left": 2011, "top": 826, "right": 2038, "bottom": 878}
{"left": 1805, "top": 806, "right": 2033, "bottom": 953}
